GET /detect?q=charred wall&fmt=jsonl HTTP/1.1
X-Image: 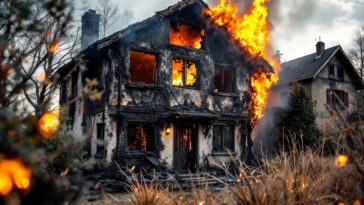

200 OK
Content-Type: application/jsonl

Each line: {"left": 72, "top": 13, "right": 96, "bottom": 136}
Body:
{"left": 63, "top": 3, "right": 252, "bottom": 168}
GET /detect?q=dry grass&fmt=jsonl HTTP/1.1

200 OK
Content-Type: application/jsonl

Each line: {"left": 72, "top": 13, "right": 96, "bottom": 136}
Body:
{"left": 117, "top": 145, "right": 363, "bottom": 205}
{"left": 100, "top": 115, "right": 364, "bottom": 205}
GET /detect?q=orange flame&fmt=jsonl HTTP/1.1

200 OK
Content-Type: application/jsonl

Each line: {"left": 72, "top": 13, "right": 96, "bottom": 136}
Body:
{"left": 37, "top": 111, "right": 60, "bottom": 139}
{"left": 170, "top": 24, "right": 204, "bottom": 49}
{"left": 0, "top": 159, "right": 31, "bottom": 196}
{"left": 207, "top": 0, "right": 280, "bottom": 124}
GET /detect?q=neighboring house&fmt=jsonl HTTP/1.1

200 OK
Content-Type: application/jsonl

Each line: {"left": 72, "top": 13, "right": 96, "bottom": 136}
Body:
{"left": 56, "top": 0, "right": 270, "bottom": 172}
{"left": 277, "top": 41, "right": 364, "bottom": 131}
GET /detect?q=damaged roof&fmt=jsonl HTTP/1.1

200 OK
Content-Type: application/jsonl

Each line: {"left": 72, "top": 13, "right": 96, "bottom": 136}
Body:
{"left": 96, "top": 0, "right": 208, "bottom": 50}
{"left": 56, "top": 0, "right": 209, "bottom": 76}
{"left": 279, "top": 45, "right": 363, "bottom": 88}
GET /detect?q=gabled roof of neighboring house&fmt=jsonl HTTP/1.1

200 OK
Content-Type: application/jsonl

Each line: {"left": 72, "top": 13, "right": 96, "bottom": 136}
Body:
{"left": 279, "top": 45, "right": 364, "bottom": 89}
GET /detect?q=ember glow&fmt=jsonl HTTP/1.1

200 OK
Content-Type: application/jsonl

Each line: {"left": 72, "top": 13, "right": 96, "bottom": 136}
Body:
{"left": 0, "top": 159, "right": 31, "bottom": 196}
{"left": 335, "top": 155, "right": 349, "bottom": 168}
{"left": 170, "top": 24, "right": 204, "bottom": 49}
{"left": 207, "top": 0, "right": 280, "bottom": 124}
{"left": 37, "top": 111, "right": 60, "bottom": 139}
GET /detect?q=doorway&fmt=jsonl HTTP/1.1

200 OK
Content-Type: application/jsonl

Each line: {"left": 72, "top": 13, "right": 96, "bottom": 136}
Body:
{"left": 173, "top": 123, "right": 198, "bottom": 172}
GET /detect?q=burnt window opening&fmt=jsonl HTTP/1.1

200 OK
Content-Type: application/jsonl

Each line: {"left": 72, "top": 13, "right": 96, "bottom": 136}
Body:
{"left": 127, "top": 123, "right": 155, "bottom": 152}
{"left": 172, "top": 58, "right": 197, "bottom": 87}
{"left": 170, "top": 23, "right": 204, "bottom": 49}
{"left": 213, "top": 125, "right": 234, "bottom": 153}
{"left": 129, "top": 50, "right": 157, "bottom": 84}
{"left": 214, "top": 66, "right": 235, "bottom": 93}
{"left": 327, "top": 89, "right": 348, "bottom": 109}
{"left": 96, "top": 123, "right": 105, "bottom": 155}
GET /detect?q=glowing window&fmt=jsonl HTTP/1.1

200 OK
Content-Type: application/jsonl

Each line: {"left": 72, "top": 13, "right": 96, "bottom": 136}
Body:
{"left": 127, "top": 123, "right": 155, "bottom": 152}
{"left": 129, "top": 50, "right": 157, "bottom": 84}
{"left": 172, "top": 58, "right": 197, "bottom": 87}
{"left": 170, "top": 24, "right": 203, "bottom": 49}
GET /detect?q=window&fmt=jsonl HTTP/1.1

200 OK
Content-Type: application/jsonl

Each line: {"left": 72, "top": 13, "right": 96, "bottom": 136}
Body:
{"left": 127, "top": 123, "right": 155, "bottom": 152}
{"left": 129, "top": 50, "right": 157, "bottom": 84}
{"left": 172, "top": 58, "right": 197, "bottom": 87}
{"left": 329, "top": 65, "right": 335, "bottom": 78}
{"left": 337, "top": 66, "right": 344, "bottom": 80}
{"left": 96, "top": 123, "right": 105, "bottom": 154}
{"left": 213, "top": 125, "right": 234, "bottom": 152}
{"left": 327, "top": 89, "right": 348, "bottom": 109}
{"left": 170, "top": 23, "right": 203, "bottom": 49}
{"left": 328, "top": 64, "right": 344, "bottom": 81}
{"left": 214, "top": 66, "right": 235, "bottom": 93}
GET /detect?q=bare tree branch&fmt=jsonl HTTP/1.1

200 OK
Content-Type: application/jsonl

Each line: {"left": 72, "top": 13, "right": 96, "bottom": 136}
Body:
{"left": 349, "top": 28, "right": 364, "bottom": 79}
{"left": 97, "top": 0, "right": 119, "bottom": 37}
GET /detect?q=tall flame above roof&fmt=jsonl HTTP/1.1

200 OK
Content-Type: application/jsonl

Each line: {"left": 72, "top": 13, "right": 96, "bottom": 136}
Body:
{"left": 206, "top": 0, "right": 280, "bottom": 126}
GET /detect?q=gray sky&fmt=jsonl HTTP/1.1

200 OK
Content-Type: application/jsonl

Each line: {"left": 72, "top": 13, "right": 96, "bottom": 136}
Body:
{"left": 74, "top": 0, "right": 364, "bottom": 61}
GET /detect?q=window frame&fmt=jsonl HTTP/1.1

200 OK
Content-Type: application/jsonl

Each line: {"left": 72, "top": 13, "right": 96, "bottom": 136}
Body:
{"left": 212, "top": 124, "right": 235, "bottom": 153}
{"left": 327, "top": 89, "right": 348, "bottom": 109}
{"left": 128, "top": 48, "right": 159, "bottom": 85}
{"left": 126, "top": 122, "right": 156, "bottom": 152}
{"left": 328, "top": 64, "right": 345, "bottom": 81}
{"left": 213, "top": 65, "right": 236, "bottom": 94}
{"left": 171, "top": 57, "right": 199, "bottom": 88}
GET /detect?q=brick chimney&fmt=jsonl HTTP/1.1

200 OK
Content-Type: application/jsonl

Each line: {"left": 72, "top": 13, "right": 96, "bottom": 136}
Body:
{"left": 316, "top": 40, "right": 325, "bottom": 58}
{"left": 81, "top": 10, "right": 100, "bottom": 50}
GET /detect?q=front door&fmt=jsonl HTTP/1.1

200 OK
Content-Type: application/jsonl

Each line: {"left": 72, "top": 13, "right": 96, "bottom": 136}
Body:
{"left": 174, "top": 124, "right": 198, "bottom": 172}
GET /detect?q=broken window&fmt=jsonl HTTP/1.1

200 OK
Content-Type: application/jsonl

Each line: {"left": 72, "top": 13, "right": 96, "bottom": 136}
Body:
{"left": 214, "top": 66, "right": 235, "bottom": 93}
{"left": 170, "top": 23, "right": 203, "bottom": 49}
{"left": 327, "top": 89, "right": 348, "bottom": 109}
{"left": 213, "top": 125, "right": 234, "bottom": 152}
{"left": 172, "top": 58, "right": 197, "bottom": 87}
{"left": 96, "top": 123, "right": 105, "bottom": 155}
{"left": 127, "top": 123, "right": 155, "bottom": 152}
{"left": 129, "top": 50, "right": 157, "bottom": 84}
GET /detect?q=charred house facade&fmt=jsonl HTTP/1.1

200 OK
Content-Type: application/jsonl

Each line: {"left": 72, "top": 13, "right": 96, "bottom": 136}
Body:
{"left": 57, "top": 0, "right": 264, "bottom": 172}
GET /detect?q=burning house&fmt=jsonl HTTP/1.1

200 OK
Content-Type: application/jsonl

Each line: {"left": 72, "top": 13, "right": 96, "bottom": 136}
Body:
{"left": 56, "top": 0, "right": 277, "bottom": 172}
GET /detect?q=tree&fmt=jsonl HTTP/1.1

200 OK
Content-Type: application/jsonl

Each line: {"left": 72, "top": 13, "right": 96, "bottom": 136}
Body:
{"left": 277, "top": 84, "right": 321, "bottom": 151}
{"left": 0, "top": 0, "right": 79, "bottom": 116}
{"left": 97, "top": 0, "right": 119, "bottom": 38}
{"left": 349, "top": 28, "right": 364, "bottom": 79}
{"left": 0, "top": 1, "right": 90, "bottom": 203}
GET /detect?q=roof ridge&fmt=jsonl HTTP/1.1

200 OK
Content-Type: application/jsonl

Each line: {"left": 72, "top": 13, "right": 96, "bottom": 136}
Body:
{"left": 282, "top": 45, "right": 340, "bottom": 65}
